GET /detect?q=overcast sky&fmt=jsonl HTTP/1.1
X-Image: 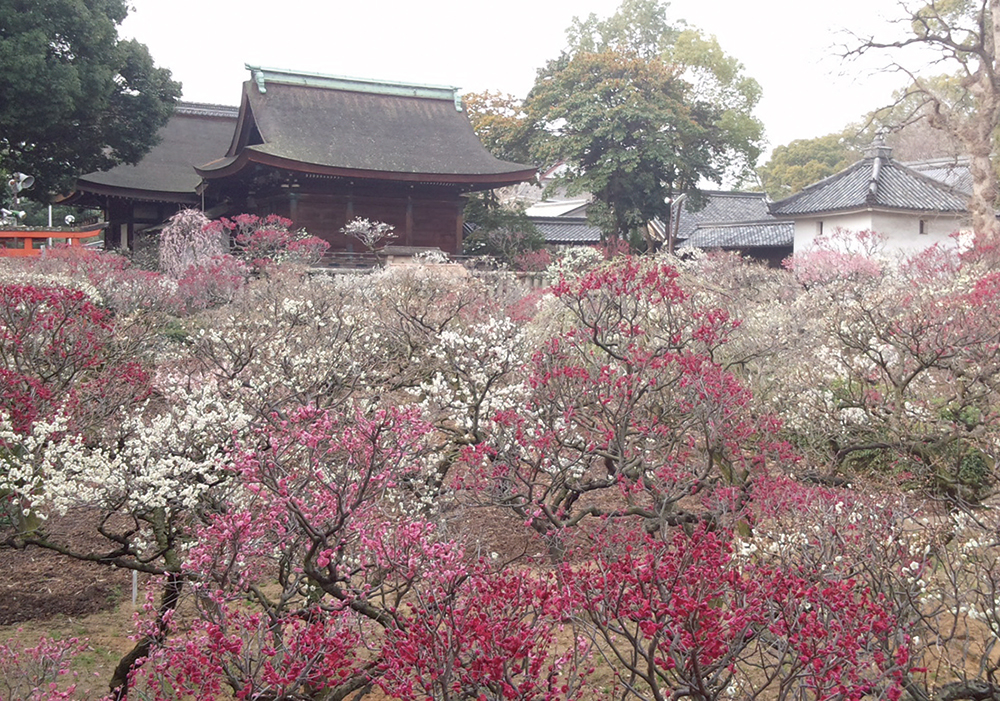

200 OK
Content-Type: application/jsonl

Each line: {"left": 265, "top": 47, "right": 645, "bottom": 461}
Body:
{"left": 120, "top": 0, "right": 920, "bottom": 155}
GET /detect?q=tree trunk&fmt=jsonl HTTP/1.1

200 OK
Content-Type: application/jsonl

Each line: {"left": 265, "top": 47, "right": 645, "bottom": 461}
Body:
{"left": 967, "top": 0, "right": 1000, "bottom": 244}
{"left": 109, "top": 572, "right": 183, "bottom": 699}
{"left": 962, "top": 42, "right": 1000, "bottom": 246}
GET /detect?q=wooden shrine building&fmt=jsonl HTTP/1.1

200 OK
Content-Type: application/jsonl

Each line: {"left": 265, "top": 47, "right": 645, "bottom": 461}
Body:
{"left": 71, "top": 66, "right": 537, "bottom": 255}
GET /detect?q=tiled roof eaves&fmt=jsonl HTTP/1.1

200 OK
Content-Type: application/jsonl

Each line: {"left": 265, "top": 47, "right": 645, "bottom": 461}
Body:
{"left": 464, "top": 218, "right": 602, "bottom": 244}
{"left": 677, "top": 191, "right": 773, "bottom": 238}
{"left": 772, "top": 203, "right": 967, "bottom": 218}
{"left": 680, "top": 221, "right": 794, "bottom": 248}
{"left": 888, "top": 160, "right": 971, "bottom": 206}
{"left": 770, "top": 158, "right": 970, "bottom": 215}
{"left": 904, "top": 157, "right": 972, "bottom": 194}
{"left": 198, "top": 148, "right": 537, "bottom": 187}
{"left": 530, "top": 217, "right": 602, "bottom": 244}
{"left": 72, "top": 181, "right": 201, "bottom": 204}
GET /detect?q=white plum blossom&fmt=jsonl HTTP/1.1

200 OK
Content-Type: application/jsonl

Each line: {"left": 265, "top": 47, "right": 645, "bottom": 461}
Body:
{"left": 0, "top": 382, "right": 250, "bottom": 521}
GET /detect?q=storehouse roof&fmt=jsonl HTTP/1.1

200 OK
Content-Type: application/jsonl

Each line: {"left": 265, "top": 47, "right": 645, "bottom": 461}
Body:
{"left": 904, "top": 157, "right": 973, "bottom": 195}
{"left": 530, "top": 216, "right": 603, "bottom": 245}
{"left": 769, "top": 140, "right": 969, "bottom": 217}
{"left": 678, "top": 221, "right": 794, "bottom": 249}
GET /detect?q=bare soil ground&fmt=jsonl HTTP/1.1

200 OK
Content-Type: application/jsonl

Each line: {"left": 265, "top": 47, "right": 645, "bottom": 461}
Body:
{"left": 0, "top": 515, "right": 133, "bottom": 626}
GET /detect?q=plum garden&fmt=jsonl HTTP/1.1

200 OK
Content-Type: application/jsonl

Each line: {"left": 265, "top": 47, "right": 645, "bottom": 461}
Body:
{"left": 2, "top": 214, "right": 1000, "bottom": 701}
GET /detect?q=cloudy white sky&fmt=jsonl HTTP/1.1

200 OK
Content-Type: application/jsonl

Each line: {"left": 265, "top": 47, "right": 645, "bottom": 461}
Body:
{"left": 120, "top": 0, "right": 924, "bottom": 155}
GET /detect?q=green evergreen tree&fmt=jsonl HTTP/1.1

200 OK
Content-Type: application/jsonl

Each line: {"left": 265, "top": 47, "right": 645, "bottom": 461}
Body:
{"left": 0, "top": 0, "right": 180, "bottom": 199}
{"left": 524, "top": 0, "right": 763, "bottom": 246}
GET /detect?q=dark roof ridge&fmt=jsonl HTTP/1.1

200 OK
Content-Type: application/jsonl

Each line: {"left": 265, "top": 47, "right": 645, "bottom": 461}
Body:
{"left": 904, "top": 155, "right": 969, "bottom": 168}
{"left": 690, "top": 190, "right": 767, "bottom": 197}
{"left": 528, "top": 215, "right": 590, "bottom": 223}
{"left": 175, "top": 102, "right": 239, "bottom": 118}
{"left": 245, "top": 64, "right": 463, "bottom": 110}
{"left": 694, "top": 217, "right": 794, "bottom": 228}
{"left": 867, "top": 155, "right": 883, "bottom": 203}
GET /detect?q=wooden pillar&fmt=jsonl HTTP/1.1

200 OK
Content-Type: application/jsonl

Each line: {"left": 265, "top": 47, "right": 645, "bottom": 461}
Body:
{"left": 405, "top": 195, "right": 414, "bottom": 246}
{"left": 346, "top": 188, "right": 354, "bottom": 220}
{"left": 104, "top": 199, "right": 120, "bottom": 250}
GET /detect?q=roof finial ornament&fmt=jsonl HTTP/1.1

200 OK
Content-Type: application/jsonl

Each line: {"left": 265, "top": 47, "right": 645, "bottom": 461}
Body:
{"left": 864, "top": 132, "right": 892, "bottom": 160}
{"left": 246, "top": 64, "right": 267, "bottom": 94}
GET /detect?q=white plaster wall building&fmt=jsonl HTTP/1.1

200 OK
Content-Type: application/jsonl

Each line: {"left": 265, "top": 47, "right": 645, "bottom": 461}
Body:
{"left": 769, "top": 139, "right": 970, "bottom": 255}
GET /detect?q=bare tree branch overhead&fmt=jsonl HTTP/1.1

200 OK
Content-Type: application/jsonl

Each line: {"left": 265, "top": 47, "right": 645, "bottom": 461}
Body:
{"left": 845, "top": 0, "right": 1000, "bottom": 242}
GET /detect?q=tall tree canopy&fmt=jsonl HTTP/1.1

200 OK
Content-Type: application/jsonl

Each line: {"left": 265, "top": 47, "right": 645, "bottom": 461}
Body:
{"left": 849, "top": 0, "right": 1000, "bottom": 242}
{"left": 462, "top": 90, "right": 535, "bottom": 165}
{"left": 758, "top": 131, "right": 862, "bottom": 199}
{"left": 0, "top": 0, "right": 180, "bottom": 199}
{"left": 524, "top": 0, "right": 764, "bottom": 245}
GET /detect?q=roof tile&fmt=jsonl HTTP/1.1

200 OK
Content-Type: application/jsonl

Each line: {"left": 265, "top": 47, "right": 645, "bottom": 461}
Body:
{"left": 770, "top": 156, "right": 968, "bottom": 216}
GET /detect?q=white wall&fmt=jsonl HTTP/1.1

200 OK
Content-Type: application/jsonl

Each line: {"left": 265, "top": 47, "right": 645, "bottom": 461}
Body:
{"left": 793, "top": 212, "right": 873, "bottom": 252}
{"left": 792, "top": 209, "right": 968, "bottom": 255}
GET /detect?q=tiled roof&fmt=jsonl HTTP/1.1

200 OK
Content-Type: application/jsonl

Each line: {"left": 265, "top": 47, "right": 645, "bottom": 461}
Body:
{"left": 174, "top": 103, "right": 240, "bottom": 119}
{"left": 770, "top": 148, "right": 969, "bottom": 216}
{"left": 531, "top": 216, "right": 602, "bottom": 244}
{"left": 676, "top": 191, "right": 774, "bottom": 240}
{"left": 679, "top": 221, "right": 794, "bottom": 249}
{"left": 198, "top": 66, "right": 536, "bottom": 187}
{"left": 673, "top": 191, "right": 792, "bottom": 250}
{"left": 905, "top": 158, "right": 973, "bottom": 194}
{"left": 75, "top": 102, "right": 238, "bottom": 201}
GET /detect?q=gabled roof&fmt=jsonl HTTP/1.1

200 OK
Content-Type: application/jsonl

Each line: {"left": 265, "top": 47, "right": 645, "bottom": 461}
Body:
{"left": 769, "top": 141, "right": 969, "bottom": 217}
{"left": 75, "top": 103, "right": 238, "bottom": 202}
{"left": 676, "top": 191, "right": 778, "bottom": 240}
{"left": 197, "top": 66, "right": 536, "bottom": 189}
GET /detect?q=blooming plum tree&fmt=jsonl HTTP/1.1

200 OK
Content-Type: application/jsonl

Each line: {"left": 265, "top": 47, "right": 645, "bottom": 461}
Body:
{"left": 211, "top": 213, "right": 329, "bottom": 273}
{"left": 188, "top": 268, "right": 369, "bottom": 420}
{"left": 775, "top": 239, "right": 1000, "bottom": 501}
{"left": 122, "top": 400, "right": 599, "bottom": 701}
{"left": 380, "top": 561, "right": 594, "bottom": 701}
{"left": 0, "top": 634, "right": 88, "bottom": 701}
{"left": 456, "top": 257, "right": 786, "bottom": 557}
{"left": 567, "top": 517, "right": 909, "bottom": 701}
{"left": 158, "top": 209, "right": 226, "bottom": 278}
{"left": 341, "top": 216, "right": 397, "bottom": 254}
{"left": 5, "top": 233, "right": 1000, "bottom": 701}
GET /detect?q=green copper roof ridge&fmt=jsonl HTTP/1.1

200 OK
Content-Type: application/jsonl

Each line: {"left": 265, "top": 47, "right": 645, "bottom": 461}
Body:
{"left": 245, "top": 64, "right": 463, "bottom": 111}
